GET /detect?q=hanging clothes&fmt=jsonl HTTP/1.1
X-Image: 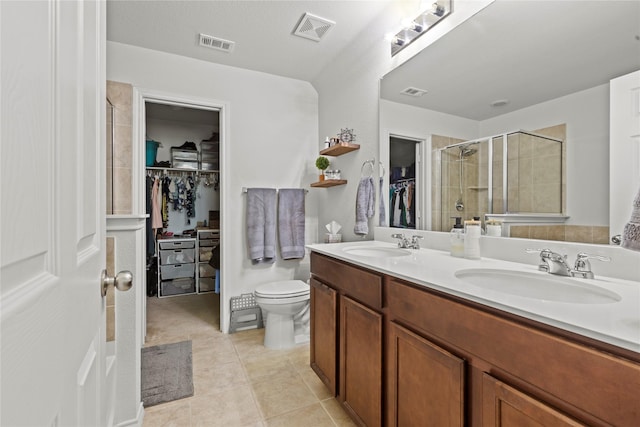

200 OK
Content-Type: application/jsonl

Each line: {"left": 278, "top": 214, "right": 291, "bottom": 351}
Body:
{"left": 389, "top": 180, "right": 415, "bottom": 229}
{"left": 151, "top": 177, "right": 163, "bottom": 230}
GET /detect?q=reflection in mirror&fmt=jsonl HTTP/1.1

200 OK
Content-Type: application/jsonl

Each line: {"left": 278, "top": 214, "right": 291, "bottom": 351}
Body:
{"left": 379, "top": 0, "right": 640, "bottom": 245}
{"left": 434, "top": 128, "right": 565, "bottom": 235}
{"left": 389, "top": 136, "right": 420, "bottom": 230}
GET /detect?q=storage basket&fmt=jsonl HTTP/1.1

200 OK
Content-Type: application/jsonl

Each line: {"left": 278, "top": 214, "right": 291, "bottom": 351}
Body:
{"left": 160, "top": 263, "right": 195, "bottom": 280}
{"left": 160, "top": 278, "right": 195, "bottom": 297}
{"left": 159, "top": 240, "right": 195, "bottom": 250}
{"left": 146, "top": 140, "right": 160, "bottom": 167}
{"left": 159, "top": 248, "right": 195, "bottom": 265}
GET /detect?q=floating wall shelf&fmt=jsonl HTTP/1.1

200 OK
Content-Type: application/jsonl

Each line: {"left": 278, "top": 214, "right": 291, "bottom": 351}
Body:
{"left": 311, "top": 179, "right": 348, "bottom": 188}
{"left": 320, "top": 143, "right": 360, "bottom": 156}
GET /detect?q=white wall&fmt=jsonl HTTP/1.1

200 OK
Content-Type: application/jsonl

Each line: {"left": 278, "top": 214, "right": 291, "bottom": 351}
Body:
{"left": 480, "top": 84, "right": 610, "bottom": 226}
{"left": 107, "top": 41, "right": 319, "bottom": 333}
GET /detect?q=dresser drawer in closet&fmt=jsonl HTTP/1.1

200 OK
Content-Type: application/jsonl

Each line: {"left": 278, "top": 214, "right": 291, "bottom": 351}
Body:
{"left": 198, "top": 239, "right": 218, "bottom": 247}
{"left": 161, "top": 278, "right": 195, "bottom": 296}
{"left": 160, "top": 263, "right": 195, "bottom": 280}
{"left": 199, "top": 247, "right": 213, "bottom": 262}
{"left": 199, "top": 278, "right": 215, "bottom": 293}
{"left": 199, "top": 263, "right": 216, "bottom": 278}
{"left": 159, "top": 248, "right": 195, "bottom": 265}
{"left": 198, "top": 230, "right": 219, "bottom": 240}
{"left": 159, "top": 240, "right": 195, "bottom": 250}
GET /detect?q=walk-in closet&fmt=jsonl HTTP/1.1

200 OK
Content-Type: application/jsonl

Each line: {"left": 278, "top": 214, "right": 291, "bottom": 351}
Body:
{"left": 389, "top": 136, "right": 420, "bottom": 229}
{"left": 144, "top": 102, "right": 221, "bottom": 307}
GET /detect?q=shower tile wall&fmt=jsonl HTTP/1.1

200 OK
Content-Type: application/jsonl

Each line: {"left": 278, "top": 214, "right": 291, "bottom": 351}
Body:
{"left": 106, "top": 80, "right": 133, "bottom": 215}
{"left": 431, "top": 135, "right": 465, "bottom": 231}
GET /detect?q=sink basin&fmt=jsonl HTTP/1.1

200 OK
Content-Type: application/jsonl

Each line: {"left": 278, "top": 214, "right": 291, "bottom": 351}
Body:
{"left": 455, "top": 268, "right": 621, "bottom": 304}
{"left": 343, "top": 246, "right": 411, "bottom": 258}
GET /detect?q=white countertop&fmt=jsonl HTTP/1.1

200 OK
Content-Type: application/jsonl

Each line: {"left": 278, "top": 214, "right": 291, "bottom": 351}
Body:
{"left": 307, "top": 241, "right": 640, "bottom": 354}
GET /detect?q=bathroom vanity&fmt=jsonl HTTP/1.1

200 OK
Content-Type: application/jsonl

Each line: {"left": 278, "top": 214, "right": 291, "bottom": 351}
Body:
{"left": 308, "top": 242, "right": 640, "bottom": 427}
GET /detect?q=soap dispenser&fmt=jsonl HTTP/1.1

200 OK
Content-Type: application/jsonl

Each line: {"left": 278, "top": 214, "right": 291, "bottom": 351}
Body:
{"left": 464, "top": 219, "right": 481, "bottom": 259}
{"left": 450, "top": 217, "right": 465, "bottom": 257}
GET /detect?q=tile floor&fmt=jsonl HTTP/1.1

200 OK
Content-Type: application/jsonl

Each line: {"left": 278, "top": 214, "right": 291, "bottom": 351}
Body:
{"left": 143, "top": 293, "right": 355, "bottom": 427}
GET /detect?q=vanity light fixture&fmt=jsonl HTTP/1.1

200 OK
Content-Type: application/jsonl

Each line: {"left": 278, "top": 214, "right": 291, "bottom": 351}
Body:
{"left": 390, "top": 0, "right": 452, "bottom": 56}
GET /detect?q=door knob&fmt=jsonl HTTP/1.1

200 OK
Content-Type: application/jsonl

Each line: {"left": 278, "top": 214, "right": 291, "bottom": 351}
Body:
{"left": 101, "top": 269, "right": 133, "bottom": 297}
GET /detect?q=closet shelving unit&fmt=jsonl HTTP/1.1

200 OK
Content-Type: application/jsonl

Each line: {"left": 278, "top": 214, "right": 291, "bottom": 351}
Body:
{"left": 311, "top": 143, "right": 359, "bottom": 188}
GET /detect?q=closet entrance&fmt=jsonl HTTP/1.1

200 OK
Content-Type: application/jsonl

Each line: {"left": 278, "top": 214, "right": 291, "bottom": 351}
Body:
{"left": 389, "top": 136, "right": 423, "bottom": 230}
{"left": 144, "top": 101, "right": 221, "bottom": 304}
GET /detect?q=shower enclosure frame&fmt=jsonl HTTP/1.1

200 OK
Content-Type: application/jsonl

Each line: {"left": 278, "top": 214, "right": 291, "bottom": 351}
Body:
{"left": 437, "top": 129, "right": 564, "bottom": 228}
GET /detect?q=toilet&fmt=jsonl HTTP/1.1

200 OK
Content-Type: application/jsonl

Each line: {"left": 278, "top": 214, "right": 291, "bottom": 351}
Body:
{"left": 254, "top": 280, "right": 310, "bottom": 349}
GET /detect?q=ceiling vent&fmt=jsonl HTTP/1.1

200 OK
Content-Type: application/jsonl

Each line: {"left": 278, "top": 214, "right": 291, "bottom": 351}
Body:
{"left": 401, "top": 87, "right": 428, "bottom": 97}
{"left": 199, "top": 33, "right": 235, "bottom": 53}
{"left": 293, "top": 13, "right": 335, "bottom": 42}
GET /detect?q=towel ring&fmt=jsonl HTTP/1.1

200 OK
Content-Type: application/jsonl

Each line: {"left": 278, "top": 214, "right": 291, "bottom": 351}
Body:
{"left": 361, "top": 159, "right": 375, "bottom": 177}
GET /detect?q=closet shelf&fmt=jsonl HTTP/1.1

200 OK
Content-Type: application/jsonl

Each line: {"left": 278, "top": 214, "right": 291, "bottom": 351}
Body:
{"left": 319, "top": 143, "right": 360, "bottom": 156}
{"left": 310, "top": 179, "right": 348, "bottom": 188}
{"left": 146, "top": 166, "right": 219, "bottom": 173}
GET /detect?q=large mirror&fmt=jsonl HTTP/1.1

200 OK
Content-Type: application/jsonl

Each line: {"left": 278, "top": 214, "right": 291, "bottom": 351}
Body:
{"left": 379, "top": 0, "right": 640, "bottom": 245}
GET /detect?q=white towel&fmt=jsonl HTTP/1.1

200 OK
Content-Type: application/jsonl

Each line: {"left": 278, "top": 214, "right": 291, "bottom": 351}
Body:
{"left": 246, "top": 188, "right": 277, "bottom": 263}
{"left": 622, "top": 184, "right": 640, "bottom": 251}
{"left": 354, "top": 177, "right": 375, "bottom": 236}
{"left": 278, "top": 189, "right": 306, "bottom": 259}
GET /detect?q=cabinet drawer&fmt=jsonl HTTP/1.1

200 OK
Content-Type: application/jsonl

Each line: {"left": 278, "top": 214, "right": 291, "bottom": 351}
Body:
{"left": 199, "top": 247, "right": 213, "bottom": 262}
{"left": 198, "top": 231, "right": 219, "bottom": 240}
{"left": 159, "top": 248, "right": 195, "bottom": 265}
{"left": 198, "top": 238, "right": 218, "bottom": 247}
{"left": 160, "top": 263, "right": 195, "bottom": 280}
{"left": 159, "top": 240, "right": 195, "bottom": 250}
{"left": 199, "top": 277, "right": 215, "bottom": 293}
{"left": 199, "top": 263, "right": 215, "bottom": 278}
{"left": 310, "top": 252, "right": 382, "bottom": 309}
{"left": 160, "top": 278, "right": 195, "bottom": 297}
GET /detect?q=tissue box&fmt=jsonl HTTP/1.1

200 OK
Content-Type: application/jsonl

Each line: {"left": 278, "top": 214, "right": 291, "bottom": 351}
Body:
{"left": 325, "top": 233, "right": 342, "bottom": 243}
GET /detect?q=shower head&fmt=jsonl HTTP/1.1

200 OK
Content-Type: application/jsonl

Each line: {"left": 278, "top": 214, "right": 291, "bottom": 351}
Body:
{"left": 459, "top": 145, "right": 477, "bottom": 158}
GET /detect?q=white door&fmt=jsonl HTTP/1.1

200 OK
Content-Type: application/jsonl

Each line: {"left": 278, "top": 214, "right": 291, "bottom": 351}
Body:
{"left": 1, "top": 1, "right": 115, "bottom": 426}
{"left": 610, "top": 70, "right": 640, "bottom": 241}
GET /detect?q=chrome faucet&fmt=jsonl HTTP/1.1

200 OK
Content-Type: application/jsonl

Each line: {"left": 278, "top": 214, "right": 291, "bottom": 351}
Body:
{"left": 539, "top": 249, "right": 572, "bottom": 276}
{"left": 526, "top": 249, "right": 611, "bottom": 279}
{"left": 571, "top": 253, "right": 611, "bottom": 279}
{"left": 392, "top": 233, "right": 423, "bottom": 249}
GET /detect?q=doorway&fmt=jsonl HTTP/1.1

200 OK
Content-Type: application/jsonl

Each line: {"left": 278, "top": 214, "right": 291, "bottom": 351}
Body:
{"left": 140, "top": 97, "right": 223, "bottom": 340}
{"left": 389, "top": 136, "right": 425, "bottom": 230}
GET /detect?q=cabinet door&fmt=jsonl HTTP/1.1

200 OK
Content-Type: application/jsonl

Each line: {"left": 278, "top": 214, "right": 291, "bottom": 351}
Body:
{"left": 482, "top": 374, "right": 586, "bottom": 427}
{"left": 310, "top": 278, "right": 338, "bottom": 395}
{"left": 340, "top": 296, "right": 383, "bottom": 427}
{"left": 388, "top": 322, "right": 465, "bottom": 427}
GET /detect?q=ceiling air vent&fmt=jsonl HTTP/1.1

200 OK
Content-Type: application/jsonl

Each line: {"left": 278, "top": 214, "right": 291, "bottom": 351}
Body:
{"left": 293, "top": 13, "right": 335, "bottom": 42}
{"left": 401, "top": 87, "right": 428, "bottom": 97}
{"left": 199, "top": 33, "right": 235, "bottom": 53}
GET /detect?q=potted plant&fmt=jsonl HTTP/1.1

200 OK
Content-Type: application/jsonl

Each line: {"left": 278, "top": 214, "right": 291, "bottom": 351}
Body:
{"left": 315, "top": 156, "right": 330, "bottom": 181}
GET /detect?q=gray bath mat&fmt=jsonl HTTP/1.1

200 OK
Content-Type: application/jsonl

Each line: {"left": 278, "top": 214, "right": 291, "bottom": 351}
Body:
{"left": 141, "top": 340, "right": 194, "bottom": 407}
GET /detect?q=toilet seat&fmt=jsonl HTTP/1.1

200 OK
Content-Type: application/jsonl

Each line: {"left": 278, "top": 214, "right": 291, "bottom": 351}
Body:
{"left": 255, "top": 280, "right": 309, "bottom": 299}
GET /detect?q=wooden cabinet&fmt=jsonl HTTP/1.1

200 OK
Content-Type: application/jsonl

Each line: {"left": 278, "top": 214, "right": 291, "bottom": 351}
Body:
{"left": 310, "top": 278, "right": 338, "bottom": 395}
{"left": 310, "top": 252, "right": 383, "bottom": 426}
{"left": 310, "top": 252, "right": 640, "bottom": 426}
{"left": 387, "top": 321, "right": 465, "bottom": 427}
{"left": 340, "top": 296, "right": 383, "bottom": 427}
{"left": 482, "top": 374, "right": 585, "bottom": 427}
